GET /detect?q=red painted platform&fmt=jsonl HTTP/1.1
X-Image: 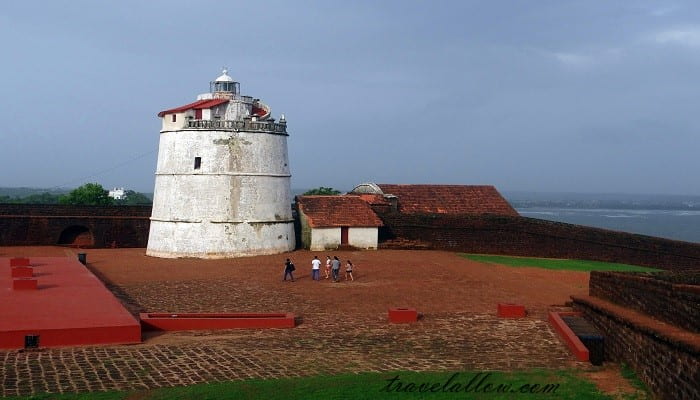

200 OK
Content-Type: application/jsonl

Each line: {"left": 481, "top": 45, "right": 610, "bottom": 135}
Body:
{"left": 388, "top": 307, "right": 418, "bottom": 323}
{"left": 548, "top": 311, "right": 589, "bottom": 362}
{"left": 498, "top": 303, "right": 526, "bottom": 318}
{"left": 0, "top": 257, "right": 141, "bottom": 349}
{"left": 140, "top": 313, "right": 296, "bottom": 331}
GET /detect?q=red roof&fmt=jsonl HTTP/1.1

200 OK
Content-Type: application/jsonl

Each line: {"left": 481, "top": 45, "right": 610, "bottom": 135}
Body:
{"left": 355, "top": 194, "right": 392, "bottom": 206}
{"left": 376, "top": 184, "right": 518, "bottom": 216}
{"left": 157, "top": 98, "right": 229, "bottom": 117}
{"left": 296, "top": 196, "right": 383, "bottom": 228}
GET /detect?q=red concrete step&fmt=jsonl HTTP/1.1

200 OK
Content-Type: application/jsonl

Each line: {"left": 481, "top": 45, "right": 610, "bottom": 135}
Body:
{"left": 388, "top": 307, "right": 418, "bottom": 323}
{"left": 140, "top": 313, "right": 296, "bottom": 331}
{"left": 10, "top": 266, "right": 33, "bottom": 278}
{"left": 498, "top": 303, "right": 526, "bottom": 318}
{"left": 9, "top": 258, "right": 30, "bottom": 267}
{"left": 12, "top": 278, "right": 37, "bottom": 290}
{"left": 548, "top": 311, "right": 589, "bottom": 362}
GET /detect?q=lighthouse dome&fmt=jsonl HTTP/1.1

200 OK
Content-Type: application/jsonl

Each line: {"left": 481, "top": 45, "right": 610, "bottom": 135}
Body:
{"left": 215, "top": 68, "right": 234, "bottom": 82}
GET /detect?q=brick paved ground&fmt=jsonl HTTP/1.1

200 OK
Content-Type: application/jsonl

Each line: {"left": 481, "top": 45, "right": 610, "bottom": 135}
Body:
{"left": 0, "top": 247, "right": 588, "bottom": 397}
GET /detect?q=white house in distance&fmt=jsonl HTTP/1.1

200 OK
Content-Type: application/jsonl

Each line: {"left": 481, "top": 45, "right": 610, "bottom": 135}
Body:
{"left": 108, "top": 188, "right": 126, "bottom": 200}
{"left": 295, "top": 195, "right": 383, "bottom": 251}
{"left": 146, "top": 69, "right": 295, "bottom": 258}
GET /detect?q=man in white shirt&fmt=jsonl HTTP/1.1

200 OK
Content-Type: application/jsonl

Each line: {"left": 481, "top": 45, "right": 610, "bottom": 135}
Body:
{"left": 311, "top": 256, "right": 321, "bottom": 281}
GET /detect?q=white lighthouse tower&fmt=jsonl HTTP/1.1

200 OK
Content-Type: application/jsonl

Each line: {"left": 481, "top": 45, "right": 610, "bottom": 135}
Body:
{"left": 146, "top": 69, "right": 295, "bottom": 258}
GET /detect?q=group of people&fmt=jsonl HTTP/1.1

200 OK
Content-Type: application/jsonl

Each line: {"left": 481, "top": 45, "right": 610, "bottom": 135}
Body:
{"left": 284, "top": 255, "right": 354, "bottom": 282}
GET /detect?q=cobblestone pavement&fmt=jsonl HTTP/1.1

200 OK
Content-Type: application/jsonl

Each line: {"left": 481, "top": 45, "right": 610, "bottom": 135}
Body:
{"left": 0, "top": 248, "right": 588, "bottom": 397}
{"left": 0, "top": 312, "right": 579, "bottom": 397}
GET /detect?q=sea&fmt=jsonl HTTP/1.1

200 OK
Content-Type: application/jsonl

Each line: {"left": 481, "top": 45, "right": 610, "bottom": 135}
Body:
{"left": 516, "top": 208, "right": 700, "bottom": 244}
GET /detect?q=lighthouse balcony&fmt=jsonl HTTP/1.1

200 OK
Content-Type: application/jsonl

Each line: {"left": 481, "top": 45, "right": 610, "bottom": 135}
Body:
{"left": 186, "top": 119, "right": 287, "bottom": 134}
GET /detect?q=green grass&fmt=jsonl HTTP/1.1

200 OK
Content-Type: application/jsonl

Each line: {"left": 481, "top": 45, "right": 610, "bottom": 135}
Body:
{"left": 4, "top": 370, "right": 623, "bottom": 400}
{"left": 460, "top": 254, "right": 661, "bottom": 273}
{"left": 619, "top": 363, "right": 650, "bottom": 399}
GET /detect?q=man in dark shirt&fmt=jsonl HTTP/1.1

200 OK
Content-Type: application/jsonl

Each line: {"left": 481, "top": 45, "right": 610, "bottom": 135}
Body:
{"left": 283, "top": 258, "right": 295, "bottom": 281}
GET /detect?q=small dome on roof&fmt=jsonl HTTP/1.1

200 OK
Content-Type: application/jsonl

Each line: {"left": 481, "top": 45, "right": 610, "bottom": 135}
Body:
{"left": 215, "top": 68, "right": 234, "bottom": 82}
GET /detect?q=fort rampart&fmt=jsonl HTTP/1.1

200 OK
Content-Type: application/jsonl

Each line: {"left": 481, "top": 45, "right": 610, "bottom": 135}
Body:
{"left": 573, "top": 271, "right": 699, "bottom": 400}
{"left": 377, "top": 213, "right": 700, "bottom": 271}
{"left": 0, "top": 204, "right": 151, "bottom": 248}
{"left": 3, "top": 205, "right": 700, "bottom": 272}
{"left": 589, "top": 271, "right": 699, "bottom": 332}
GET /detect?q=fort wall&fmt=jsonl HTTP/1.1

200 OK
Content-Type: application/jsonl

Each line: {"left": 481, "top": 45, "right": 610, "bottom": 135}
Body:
{"left": 3, "top": 205, "right": 700, "bottom": 271}
{"left": 377, "top": 213, "right": 700, "bottom": 271}
{"left": 0, "top": 204, "right": 151, "bottom": 248}
{"left": 589, "top": 271, "right": 700, "bottom": 333}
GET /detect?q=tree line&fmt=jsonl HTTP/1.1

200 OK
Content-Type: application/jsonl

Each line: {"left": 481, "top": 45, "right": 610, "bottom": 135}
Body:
{"left": 0, "top": 183, "right": 152, "bottom": 206}
{"left": 1, "top": 184, "right": 342, "bottom": 205}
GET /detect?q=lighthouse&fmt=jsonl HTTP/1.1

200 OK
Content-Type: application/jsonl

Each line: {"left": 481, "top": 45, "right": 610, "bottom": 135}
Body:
{"left": 146, "top": 69, "right": 295, "bottom": 258}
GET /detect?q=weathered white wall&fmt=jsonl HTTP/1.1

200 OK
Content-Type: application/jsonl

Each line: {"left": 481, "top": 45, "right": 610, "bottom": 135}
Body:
{"left": 147, "top": 125, "right": 294, "bottom": 258}
{"left": 308, "top": 227, "right": 378, "bottom": 250}
{"left": 161, "top": 112, "right": 188, "bottom": 131}
{"left": 147, "top": 219, "right": 294, "bottom": 258}
{"left": 348, "top": 227, "right": 378, "bottom": 249}
{"left": 309, "top": 227, "right": 340, "bottom": 251}
{"left": 225, "top": 99, "right": 253, "bottom": 121}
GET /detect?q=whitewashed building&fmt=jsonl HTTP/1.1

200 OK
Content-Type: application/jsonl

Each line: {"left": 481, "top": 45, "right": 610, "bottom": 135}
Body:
{"left": 147, "top": 69, "right": 295, "bottom": 258}
{"left": 108, "top": 187, "right": 126, "bottom": 200}
{"left": 295, "top": 196, "right": 383, "bottom": 251}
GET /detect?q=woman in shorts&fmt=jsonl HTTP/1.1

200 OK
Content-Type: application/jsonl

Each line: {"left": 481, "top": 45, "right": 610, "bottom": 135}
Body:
{"left": 345, "top": 260, "right": 354, "bottom": 282}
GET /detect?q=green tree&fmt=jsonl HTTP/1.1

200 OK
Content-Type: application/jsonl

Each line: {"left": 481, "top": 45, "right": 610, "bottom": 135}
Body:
{"left": 59, "top": 183, "right": 113, "bottom": 206}
{"left": 303, "top": 186, "right": 341, "bottom": 195}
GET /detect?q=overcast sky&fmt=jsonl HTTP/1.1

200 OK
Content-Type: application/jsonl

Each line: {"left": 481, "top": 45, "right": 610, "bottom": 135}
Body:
{"left": 1, "top": 1, "right": 699, "bottom": 195}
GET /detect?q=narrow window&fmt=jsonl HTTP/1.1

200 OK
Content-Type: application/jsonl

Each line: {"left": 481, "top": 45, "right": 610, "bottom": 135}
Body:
{"left": 172, "top": 114, "right": 177, "bottom": 122}
{"left": 194, "top": 157, "right": 201, "bottom": 170}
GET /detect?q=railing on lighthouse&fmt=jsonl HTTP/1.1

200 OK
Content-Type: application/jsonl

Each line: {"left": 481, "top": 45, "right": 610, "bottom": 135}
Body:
{"left": 186, "top": 118, "right": 288, "bottom": 134}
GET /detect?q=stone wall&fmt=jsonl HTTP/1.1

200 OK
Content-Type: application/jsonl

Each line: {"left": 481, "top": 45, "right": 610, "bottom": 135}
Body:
{"left": 0, "top": 204, "right": 151, "bottom": 248}
{"left": 0, "top": 204, "right": 152, "bottom": 217}
{"left": 573, "top": 297, "right": 700, "bottom": 400}
{"left": 589, "top": 271, "right": 700, "bottom": 333}
{"left": 5, "top": 203, "right": 700, "bottom": 267}
{"left": 377, "top": 213, "right": 700, "bottom": 271}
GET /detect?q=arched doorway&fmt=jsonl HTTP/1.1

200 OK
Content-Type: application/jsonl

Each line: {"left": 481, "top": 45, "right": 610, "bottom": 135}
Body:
{"left": 57, "top": 225, "right": 94, "bottom": 247}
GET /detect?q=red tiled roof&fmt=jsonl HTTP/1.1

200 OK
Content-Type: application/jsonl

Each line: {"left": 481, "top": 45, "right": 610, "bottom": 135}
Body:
{"left": 157, "top": 98, "right": 229, "bottom": 117}
{"left": 296, "top": 196, "right": 383, "bottom": 228}
{"left": 355, "top": 194, "right": 392, "bottom": 206}
{"left": 376, "top": 184, "right": 518, "bottom": 216}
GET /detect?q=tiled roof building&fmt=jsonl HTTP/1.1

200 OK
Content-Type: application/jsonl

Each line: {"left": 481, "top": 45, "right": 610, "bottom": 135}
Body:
{"left": 351, "top": 183, "right": 518, "bottom": 216}
{"left": 295, "top": 195, "right": 382, "bottom": 251}
{"left": 296, "top": 196, "right": 383, "bottom": 228}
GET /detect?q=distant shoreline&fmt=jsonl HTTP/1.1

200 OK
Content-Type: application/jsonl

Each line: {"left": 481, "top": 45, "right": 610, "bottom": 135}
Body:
{"left": 518, "top": 207, "right": 700, "bottom": 243}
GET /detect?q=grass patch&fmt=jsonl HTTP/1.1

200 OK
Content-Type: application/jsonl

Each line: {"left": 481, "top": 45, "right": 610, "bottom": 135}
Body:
{"left": 619, "top": 363, "right": 650, "bottom": 398}
{"left": 460, "top": 254, "right": 661, "bottom": 273}
{"left": 4, "top": 370, "right": 621, "bottom": 400}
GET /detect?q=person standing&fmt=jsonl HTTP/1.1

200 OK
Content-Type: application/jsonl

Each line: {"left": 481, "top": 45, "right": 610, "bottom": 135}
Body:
{"left": 283, "top": 258, "right": 295, "bottom": 282}
{"left": 325, "top": 256, "right": 332, "bottom": 279}
{"left": 345, "top": 260, "right": 354, "bottom": 281}
{"left": 311, "top": 255, "right": 321, "bottom": 281}
{"left": 331, "top": 256, "right": 341, "bottom": 282}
